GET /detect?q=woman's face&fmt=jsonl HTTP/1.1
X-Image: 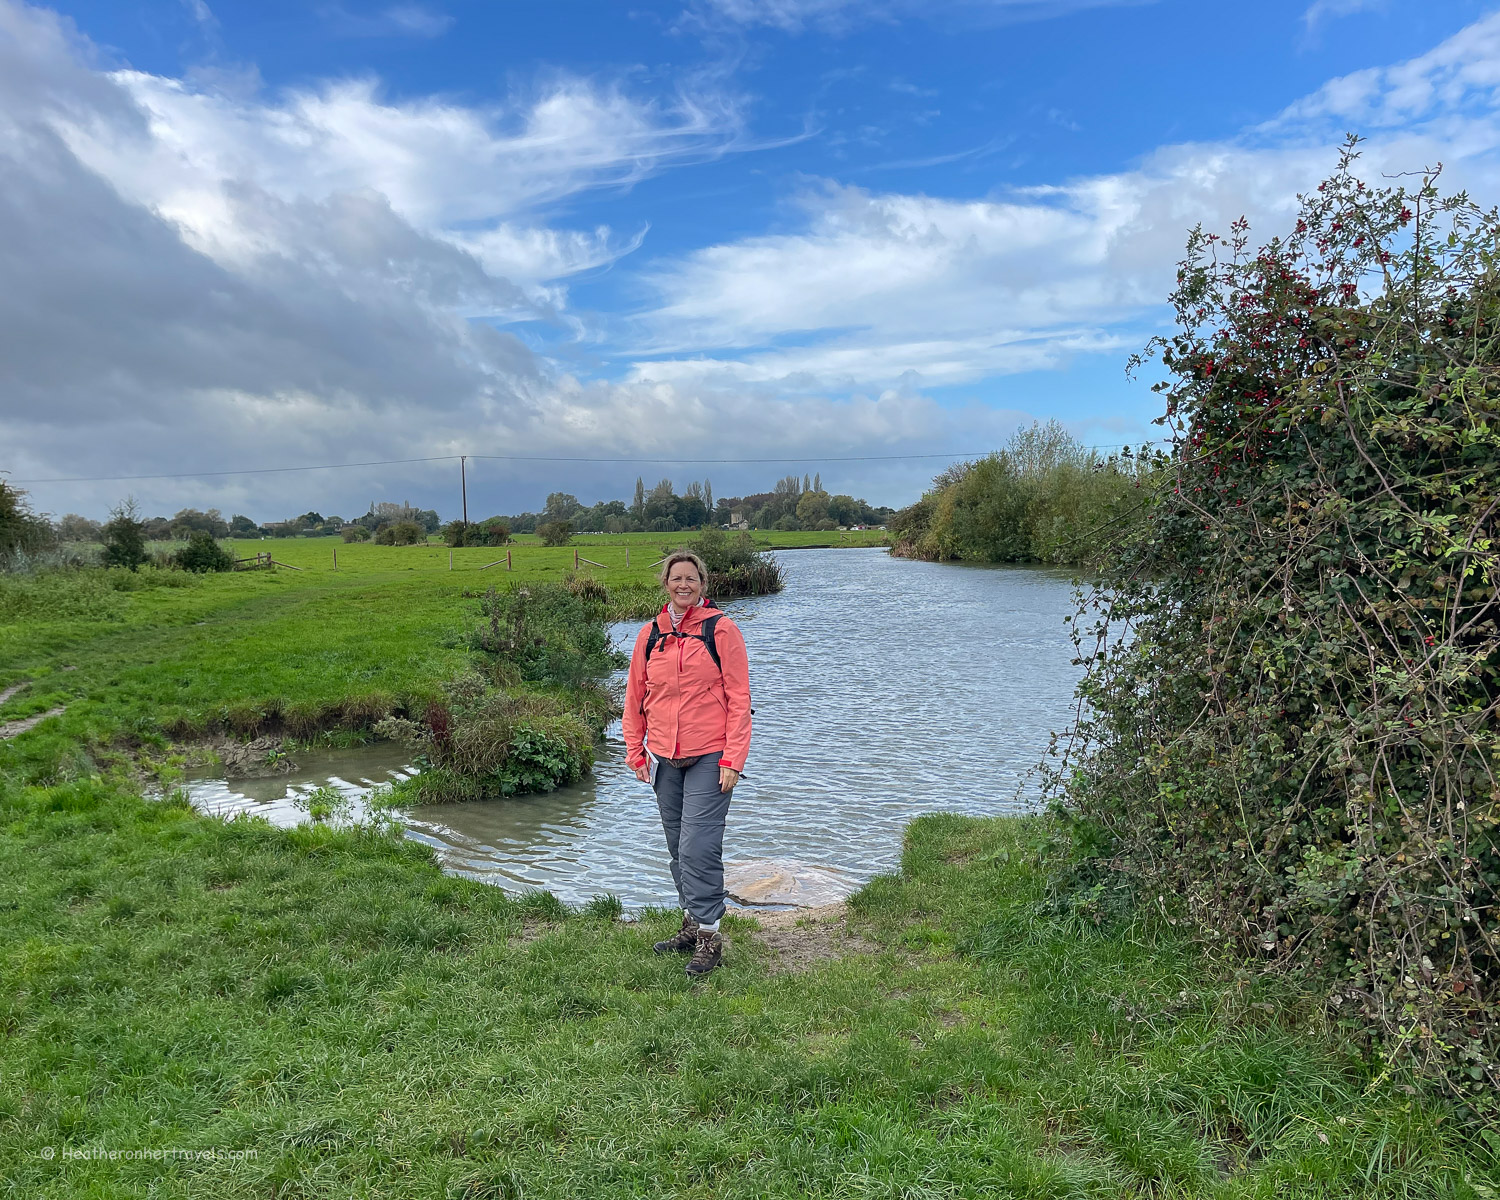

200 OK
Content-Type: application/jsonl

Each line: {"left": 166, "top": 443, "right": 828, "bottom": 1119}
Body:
{"left": 666, "top": 562, "right": 703, "bottom": 609}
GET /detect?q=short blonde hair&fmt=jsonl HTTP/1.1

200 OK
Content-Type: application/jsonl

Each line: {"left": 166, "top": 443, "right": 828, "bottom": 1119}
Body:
{"left": 659, "top": 550, "right": 709, "bottom": 590}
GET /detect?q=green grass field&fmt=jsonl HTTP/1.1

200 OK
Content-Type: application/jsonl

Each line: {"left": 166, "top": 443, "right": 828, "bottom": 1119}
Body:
{"left": 0, "top": 537, "right": 1495, "bottom": 1195}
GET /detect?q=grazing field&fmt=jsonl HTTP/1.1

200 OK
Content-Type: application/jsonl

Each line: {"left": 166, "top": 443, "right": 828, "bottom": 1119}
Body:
{"left": 0, "top": 530, "right": 852, "bottom": 775}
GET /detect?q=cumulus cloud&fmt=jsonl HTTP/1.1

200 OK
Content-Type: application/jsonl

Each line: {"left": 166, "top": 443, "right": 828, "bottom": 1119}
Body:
{"left": 7, "top": 0, "right": 1500, "bottom": 520}
{"left": 0, "top": 0, "right": 790, "bottom": 517}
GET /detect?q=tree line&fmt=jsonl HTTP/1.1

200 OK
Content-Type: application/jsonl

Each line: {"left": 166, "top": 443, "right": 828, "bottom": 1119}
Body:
{"left": 501, "top": 473, "right": 894, "bottom": 540}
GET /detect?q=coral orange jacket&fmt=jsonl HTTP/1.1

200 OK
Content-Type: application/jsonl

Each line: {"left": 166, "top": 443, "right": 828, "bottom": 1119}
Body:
{"left": 622, "top": 604, "right": 753, "bottom": 772}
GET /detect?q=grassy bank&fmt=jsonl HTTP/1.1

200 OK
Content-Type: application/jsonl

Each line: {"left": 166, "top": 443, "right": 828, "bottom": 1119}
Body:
{"left": 1, "top": 536, "right": 1492, "bottom": 1195}
{"left": 0, "top": 793, "right": 1488, "bottom": 1197}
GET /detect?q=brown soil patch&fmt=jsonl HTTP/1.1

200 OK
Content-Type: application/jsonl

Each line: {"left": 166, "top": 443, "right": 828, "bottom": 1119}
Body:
{"left": 735, "top": 902, "right": 881, "bottom": 975}
{"left": 0, "top": 707, "right": 65, "bottom": 739}
{"left": 196, "top": 735, "right": 298, "bottom": 778}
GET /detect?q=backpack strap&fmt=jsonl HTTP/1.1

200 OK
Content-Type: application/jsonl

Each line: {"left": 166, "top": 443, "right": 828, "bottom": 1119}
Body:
{"left": 643, "top": 611, "right": 724, "bottom": 673}
{"left": 700, "top": 614, "right": 723, "bottom": 672}
{"left": 644, "top": 622, "right": 666, "bottom": 662}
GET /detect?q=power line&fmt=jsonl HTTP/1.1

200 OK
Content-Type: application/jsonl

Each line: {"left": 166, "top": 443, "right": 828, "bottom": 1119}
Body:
{"left": 6, "top": 441, "right": 1166, "bottom": 487}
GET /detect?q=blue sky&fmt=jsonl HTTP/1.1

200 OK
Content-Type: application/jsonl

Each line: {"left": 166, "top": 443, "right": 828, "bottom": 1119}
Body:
{"left": 3, "top": 0, "right": 1499, "bottom": 520}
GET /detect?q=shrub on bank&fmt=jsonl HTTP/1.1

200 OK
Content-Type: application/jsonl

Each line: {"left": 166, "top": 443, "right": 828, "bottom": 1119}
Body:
{"left": 889, "top": 421, "right": 1151, "bottom": 567}
{"left": 0, "top": 482, "right": 55, "bottom": 567}
{"left": 378, "top": 679, "right": 603, "bottom": 802}
{"left": 687, "top": 526, "right": 786, "bottom": 599}
{"left": 380, "top": 581, "right": 622, "bottom": 801}
{"left": 1059, "top": 142, "right": 1500, "bottom": 1107}
{"left": 172, "top": 530, "right": 233, "bottom": 573}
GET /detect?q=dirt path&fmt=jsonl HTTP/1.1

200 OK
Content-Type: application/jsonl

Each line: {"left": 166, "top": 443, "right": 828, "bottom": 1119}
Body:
{"left": 733, "top": 902, "right": 882, "bottom": 974}
{"left": 0, "top": 707, "right": 65, "bottom": 739}
{"left": 0, "top": 682, "right": 27, "bottom": 707}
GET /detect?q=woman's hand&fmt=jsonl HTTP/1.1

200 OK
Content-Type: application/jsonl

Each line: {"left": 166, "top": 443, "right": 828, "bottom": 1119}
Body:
{"left": 633, "top": 760, "right": 652, "bottom": 783}
{"left": 719, "top": 767, "right": 740, "bottom": 793}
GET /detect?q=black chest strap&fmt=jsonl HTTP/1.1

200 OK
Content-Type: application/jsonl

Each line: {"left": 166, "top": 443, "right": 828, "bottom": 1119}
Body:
{"left": 645, "top": 613, "right": 723, "bottom": 672}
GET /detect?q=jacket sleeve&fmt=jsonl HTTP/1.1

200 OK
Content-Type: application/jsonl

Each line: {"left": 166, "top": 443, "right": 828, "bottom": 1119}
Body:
{"left": 715, "top": 618, "right": 752, "bottom": 772}
{"left": 622, "top": 625, "right": 651, "bottom": 768}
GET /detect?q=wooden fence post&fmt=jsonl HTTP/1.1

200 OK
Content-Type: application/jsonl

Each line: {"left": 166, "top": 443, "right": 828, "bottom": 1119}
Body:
{"left": 574, "top": 548, "right": 579, "bottom": 569}
{"left": 333, "top": 547, "right": 337, "bottom": 571}
{"left": 625, "top": 548, "right": 629, "bottom": 567}
{"left": 449, "top": 549, "right": 453, "bottom": 571}
{"left": 507, "top": 549, "right": 512, "bottom": 571}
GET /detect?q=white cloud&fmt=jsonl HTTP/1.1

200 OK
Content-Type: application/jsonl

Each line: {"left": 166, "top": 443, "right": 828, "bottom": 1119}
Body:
{"left": 1303, "top": 0, "right": 1383, "bottom": 32}
{"left": 626, "top": 11, "right": 1500, "bottom": 395}
{"left": 321, "top": 4, "right": 455, "bottom": 39}
{"left": 688, "top": 0, "right": 1149, "bottom": 34}
{"left": 9, "top": 0, "right": 1500, "bottom": 519}
{"left": 50, "top": 66, "right": 742, "bottom": 294}
{"left": 1279, "top": 10, "right": 1500, "bottom": 128}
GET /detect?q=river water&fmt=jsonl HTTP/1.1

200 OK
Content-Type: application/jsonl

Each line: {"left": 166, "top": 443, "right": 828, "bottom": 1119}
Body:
{"left": 185, "top": 549, "right": 1083, "bottom": 907}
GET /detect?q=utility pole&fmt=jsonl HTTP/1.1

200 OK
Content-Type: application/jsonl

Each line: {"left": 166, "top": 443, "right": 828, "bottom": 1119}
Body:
{"left": 460, "top": 455, "right": 469, "bottom": 530}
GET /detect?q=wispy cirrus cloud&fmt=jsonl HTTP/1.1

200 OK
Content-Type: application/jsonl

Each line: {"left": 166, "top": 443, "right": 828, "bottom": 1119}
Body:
{"left": 320, "top": 4, "right": 454, "bottom": 39}
{"left": 685, "top": 0, "right": 1153, "bottom": 35}
{"left": 1303, "top": 0, "right": 1385, "bottom": 32}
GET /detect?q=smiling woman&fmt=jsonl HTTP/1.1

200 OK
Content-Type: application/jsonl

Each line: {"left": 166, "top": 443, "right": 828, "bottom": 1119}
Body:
{"left": 623, "top": 548, "right": 754, "bottom": 977}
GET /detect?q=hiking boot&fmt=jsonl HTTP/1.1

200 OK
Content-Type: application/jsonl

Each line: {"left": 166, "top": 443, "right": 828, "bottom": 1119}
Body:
{"left": 685, "top": 930, "right": 723, "bottom": 977}
{"left": 653, "top": 913, "right": 699, "bottom": 955}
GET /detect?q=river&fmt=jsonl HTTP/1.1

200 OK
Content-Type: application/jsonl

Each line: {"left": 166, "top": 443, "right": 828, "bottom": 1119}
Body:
{"left": 186, "top": 548, "right": 1084, "bottom": 907}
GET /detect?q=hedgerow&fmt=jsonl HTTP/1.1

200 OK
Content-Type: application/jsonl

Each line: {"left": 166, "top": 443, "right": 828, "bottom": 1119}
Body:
{"left": 1060, "top": 139, "right": 1499, "bottom": 1108}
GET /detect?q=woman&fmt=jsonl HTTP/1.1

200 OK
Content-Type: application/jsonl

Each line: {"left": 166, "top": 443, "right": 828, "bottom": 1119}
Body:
{"left": 622, "top": 550, "right": 752, "bottom": 977}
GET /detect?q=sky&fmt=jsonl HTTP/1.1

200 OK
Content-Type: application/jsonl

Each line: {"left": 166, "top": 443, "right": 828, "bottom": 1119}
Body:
{"left": 3, "top": 0, "right": 1500, "bottom": 523}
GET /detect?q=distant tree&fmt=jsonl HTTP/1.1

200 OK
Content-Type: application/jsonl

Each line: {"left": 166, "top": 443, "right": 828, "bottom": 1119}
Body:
{"left": 632, "top": 476, "right": 645, "bottom": 518}
{"left": 773, "top": 514, "right": 802, "bottom": 532}
{"left": 376, "top": 520, "right": 425, "bottom": 546}
{"left": 796, "top": 490, "right": 830, "bottom": 526}
{"left": 704, "top": 479, "right": 713, "bottom": 515}
{"left": 813, "top": 472, "right": 821, "bottom": 493}
{"left": 643, "top": 479, "right": 679, "bottom": 528}
{"left": 826, "top": 494, "right": 858, "bottom": 526}
{"left": 171, "top": 508, "right": 230, "bottom": 537}
{"left": 544, "top": 492, "right": 581, "bottom": 522}
{"left": 142, "top": 516, "right": 173, "bottom": 541}
{"left": 537, "top": 520, "right": 573, "bottom": 547}
{"left": 174, "top": 530, "right": 233, "bottom": 573}
{"left": 56, "top": 513, "right": 104, "bottom": 542}
{"left": 102, "top": 498, "right": 148, "bottom": 570}
{"left": 803, "top": 473, "right": 812, "bottom": 493}
{"left": 229, "top": 514, "right": 259, "bottom": 537}
{"left": 815, "top": 518, "right": 839, "bottom": 532}
{"left": 480, "top": 518, "right": 511, "bottom": 546}
{"left": 341, "top": 524, "right": 372, "bottom": 543}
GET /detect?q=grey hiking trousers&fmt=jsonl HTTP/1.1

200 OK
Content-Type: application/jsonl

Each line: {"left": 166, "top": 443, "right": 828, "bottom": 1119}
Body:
{"left": 653, "top": 754, "right": 732, "bottom": 925}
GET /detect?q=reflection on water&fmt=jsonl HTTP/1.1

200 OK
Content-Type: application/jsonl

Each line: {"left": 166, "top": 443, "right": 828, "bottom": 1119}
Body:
{"left": 186, "top": 549, "right": 1083, "bottom": 908}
